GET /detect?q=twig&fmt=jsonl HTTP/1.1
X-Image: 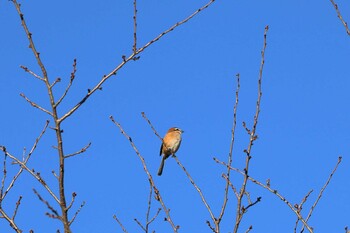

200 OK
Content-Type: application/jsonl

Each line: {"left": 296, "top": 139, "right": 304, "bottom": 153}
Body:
{"left": 33, "top": 189, "right": 60, "bottom": 220}
{"left": 0, "top": 147, "right": 60, "bottom": 204}
{"left": 1, "top": 153, "right": 8, "bottom": 200}
{"left": 233, "top": 25, "right": 269, "bottom": 233}
{"left": 50, "top": 77, "right": 61, "bottom": 88}
{"left": 294, "top": 189, "right": 313, "bottom": 233}
{"left": 28, "top": 120, "right": 50, "bottom": 158}
{"left": 222, "top": 173, "right": 238, "bottom": 199}
{"left": 134, "top": 218, "right": 146, "bottom": 232}
{"left": 245, "top": 225, "right": 253, "bottom": 233}
{"left": 66, "top": 192, "right": 77, "bottom": 211}
{"left": 19, "top": 93, "right": 53, "bottom": 116}
{"left": 12, "top": 196, "right": 22, "bottom": 221}
{"left": 110, "top": 116, "right": 179, "bottom": 232}
{"left": 55, "top": 59, "right": 77, "bottom": 107}
{"left": 173, "top": 156, "right": 216, "bottom": 228}
{"left": 218, "top": 73, "right": 240, "bottom": 226}
{"left": 59, "top": 0, "right": 216, "bottom": 123}
{"left": 329, "top": 0, "right": 350, "bottom": 35}
{"left": 64, "top": 142, "right": 91, "bottom": 159}
{"left": 0, "top": 208, "right": 22, "bottom": 233}
{"left": 300, "top": 156, "right": 342, "bottom": 233}
{"left": 68, "top": 201, "right": 85, "bottom": 226}
{"left": 2, "top": 120, "right": 49, "bottom": 200}
{"left": 20, "top": 65, "right": 43, "bottom": 81}
{"left": 214, "top": 158, "right": 313, "bottom": 233}
{"left": 141, "top": 112, "right": 162, "bottom": 140}
{"left": 133, "top": 0, "right": 138, "bottom": 54}
{"left": 113, "top": 214, "right": 128, "bottom": 233}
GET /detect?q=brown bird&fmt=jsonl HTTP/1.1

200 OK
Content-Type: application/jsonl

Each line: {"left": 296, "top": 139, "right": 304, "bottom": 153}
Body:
{"left": 158, "top": 127, "right": 184, "bottom": 176}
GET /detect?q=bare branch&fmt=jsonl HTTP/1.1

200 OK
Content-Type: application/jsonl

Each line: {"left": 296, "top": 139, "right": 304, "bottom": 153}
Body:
{"left": 133, "top": 0, "right": 138, "bottom": 54}
{"left": 20, "top": 65, "right": 44, "bottom": 81}
{"left": 234, "top": 25, "right": 269, "bottom": 233}
{"left": 134, "top": 218, "right": 146, "bottom": 232}
{"left": 113, "top": 214, "right": 128, "bottom": 233}
{"left": 12, "top": 0, "right": 49, "bottom": 81}
{"left": 173, "top": 155, "right": 216, "bottom": 228}
{"left": 245, "top": 225, "right": 253, "bottom": 233}
{"left": 20, "top": 93, "right": 53, "bottom": 116}
{"left": 110, "top": 116, "right": 179, "bottom": 232}
{"left": 27, "top": 120, "right": 50, "bottom": 159}
{"left": 218, "top": 73, "right": 240, "bottom": 225}
{"left": 222, "top": 173, "right": 238, "bottom": 199}
{"left": 329, "top": 0, "right": 350, "bottom": 35}
{"left": 59, "top": 0, "right": 216, "bottom": 123}
{"left": 12, "top": 196, "right": 22, "bottom": 221}
{"left": 300, "top": 156, "right": 342, "bottom": 233}
{"left": 66, "top": 192, "right": 77, "bottom": 211}
{"left": 0, "top": 147, "right": 60, "bottom": 204}
{"left": 55, "top": 59, "right": 77, "bottom": 107}
{"left": 0, "top": 153, "right": 8, "bottom": 200}
{"left": 64, "top": 142, "right": 91, "bottom": 159}
{"left": 68, "top": 201, "right": 85, "bottom": 226}
{"left": 2, "top": 120, "right": 49, "bottom": 200}
{"left": 214, "top": 158, "right": 313, "bottom": 233}
{"left": 0, "top": 208, "right": 22, "bottom": 233}
{"left": 141, "top": 112, "right": 162, "bottom": 140}
{"left": 294, "top": 189, "right": 313, "bottom": 233}
{"left": 50, "top": 77, "right": 61, "bottom": 89}
{"left": 33, "top": 189, "right": 60, "bottom": 220}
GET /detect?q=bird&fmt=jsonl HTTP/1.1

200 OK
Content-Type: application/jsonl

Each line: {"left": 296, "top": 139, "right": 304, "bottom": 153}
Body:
{"left": 157, "top": 127, "right": 184, "bottom": 176}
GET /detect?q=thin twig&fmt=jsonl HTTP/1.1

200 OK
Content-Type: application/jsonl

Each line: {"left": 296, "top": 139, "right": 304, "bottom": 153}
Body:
{"left": 214, "top": 158, "right": 313, "bottom": 233}
{"left": 133, "top": 0, "right": 138, "bottom": 54}
{"left": 245, "top": 225, "right": 253, "bottom": 233}
{"left": 300, "top": 156, "right": 342, "bottom": 233}
{"left": 233, "top": 25, "right": 269, "bottom": 233}
{"left": 329, "top": 0, "right": 350, "bottom": 35}
{"left": 113, "top": 214, "right": 128, "bottom": 233}
{"left": 134, "top": 218, "right": 146, "bottom": 232}
{"left": 218, "top": 73, "right": 240, "bottom": 226}
{"left": 141, "top": 112, "right": 162, "bottom": 140}
{"left": 66, "top": 192, "right": 77, "bottom": 211}
{"left": 64, "top": 142, "right": 91, "bottom": 159}
{"left": 68, "top": 201, "right": 85, "bottom": 226}
{"left": 12, "top": 196, "right": 22, "bottom": 221}
{"left": 33, "top": 189, "right": 60, "bottom": 220}
{"left": 55, "top": 59, "right": 77, "bottom": 107}
{"left": 59, "top": 0, "right": 216, "bottom": 123}
{"left": 20, "top": 65, "right": 43, "bottom": 81}
{"left": 2, "top": 120, "right": 49, "bottom": 200}
{"left": 110, "top": 116, "right": 179, "bottom": 232}
{"left": 222, "top": 173, "right": 238, "bottom": 199}
{"left": 1, "top": 153, "right": 8, "bottom": 200}
{"left": 0, "top": 208, "right": 22, "bottom": 233}
{"left": 0, "top": 147, "right": 60, "bottom": 204}
{"left": 294, "top": 189, "right": 313, "bottom": 233}
{"left": 50, "top": 77, "right": 61, "bottom": 89}
{"left": 20, "top": 93, "right": 53, "bottom": 116}
{"left": 173, "top": 156, "right": 216, "bottom": 227}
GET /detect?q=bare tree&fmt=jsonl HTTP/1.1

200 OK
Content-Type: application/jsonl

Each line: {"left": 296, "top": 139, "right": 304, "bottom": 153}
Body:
{"left": 1, "top": 0, "right": 348, "bottom": 232}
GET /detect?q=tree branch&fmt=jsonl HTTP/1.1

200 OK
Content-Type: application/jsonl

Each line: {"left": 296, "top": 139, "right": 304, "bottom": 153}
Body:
{"left": 59, "top": 0, "right": 216, "bottom": 123}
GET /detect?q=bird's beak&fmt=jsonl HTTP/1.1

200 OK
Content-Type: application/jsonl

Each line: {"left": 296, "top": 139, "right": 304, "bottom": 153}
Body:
{"left": 181, "top": 130, "right": 185, "bottom": 133}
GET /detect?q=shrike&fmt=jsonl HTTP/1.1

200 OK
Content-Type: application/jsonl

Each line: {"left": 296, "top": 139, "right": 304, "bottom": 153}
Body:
{"left": 158, "top": 127, "right": 184, "bottom": 176}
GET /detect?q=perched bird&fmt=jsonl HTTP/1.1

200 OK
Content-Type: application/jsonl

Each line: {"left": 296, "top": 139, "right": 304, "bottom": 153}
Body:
{"left": 158, "top": 127, "right": 184, "bottom": 176}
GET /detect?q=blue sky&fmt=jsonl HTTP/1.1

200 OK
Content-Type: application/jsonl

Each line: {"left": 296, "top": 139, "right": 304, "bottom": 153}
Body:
{"left": 1, "top": 0, "right": 349, "bottom": 232}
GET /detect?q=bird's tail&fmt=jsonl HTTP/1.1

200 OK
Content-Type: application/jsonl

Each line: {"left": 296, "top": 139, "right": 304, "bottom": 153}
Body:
{"left": 157, "top": 156, "right": 166, "bottom": 176}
